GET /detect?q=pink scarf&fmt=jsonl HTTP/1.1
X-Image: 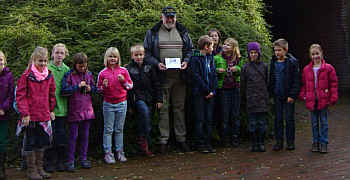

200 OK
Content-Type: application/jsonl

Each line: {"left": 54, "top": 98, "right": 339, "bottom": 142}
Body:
{"left": 31, "top": 64, "right": 48, "bottom": 81}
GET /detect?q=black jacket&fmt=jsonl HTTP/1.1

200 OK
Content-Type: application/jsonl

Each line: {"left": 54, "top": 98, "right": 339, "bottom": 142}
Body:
{"left": 241, "top": 61, "right": 269, "bottom": 113}
{"left": 143, "top": 21, "right": 194, "bottom": 83}
{"left": 126, "top": 61, "right": 163, "bottom": 107}
{"left": 268, "top": 53, "right": 301, "bottom": 100}
{"left": 189, "top": 50, "right": 218, "bottom": 96}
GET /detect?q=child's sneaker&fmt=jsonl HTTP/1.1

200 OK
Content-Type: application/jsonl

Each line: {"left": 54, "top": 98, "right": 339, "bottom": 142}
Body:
{"left": 64, "top": 162, "right": 75, "bottom": 172}
{"left": 104, "top": 152, "right": 116, "bottom": 164}
{"left": 116, "top": 151, "right": 127, "bottom": 162}
{"left": 80, "top": 160, "right": 92, "bottom": 169}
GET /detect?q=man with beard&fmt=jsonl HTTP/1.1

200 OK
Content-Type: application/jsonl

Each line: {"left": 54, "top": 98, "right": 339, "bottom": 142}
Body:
{"left": 143, "top": 6, "right": 193, "bottom": 153}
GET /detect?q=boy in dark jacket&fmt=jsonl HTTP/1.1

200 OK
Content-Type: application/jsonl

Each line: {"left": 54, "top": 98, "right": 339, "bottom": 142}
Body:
{"left": 127, "top": 44, "right": 163, "bottom": 156}
{"left": 190, "top": 35, "right": 218, "bottom": 153}
{"left": 269, "top": 39, "right": 300, "bottom": 151}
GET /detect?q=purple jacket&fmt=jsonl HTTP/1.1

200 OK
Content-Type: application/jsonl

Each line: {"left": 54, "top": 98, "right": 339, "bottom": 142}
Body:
{"left": 61, "top": 70, "right": 96, "bottom": 122}
{"left": 0, "top": 67, "right": 14, "bottom": 120}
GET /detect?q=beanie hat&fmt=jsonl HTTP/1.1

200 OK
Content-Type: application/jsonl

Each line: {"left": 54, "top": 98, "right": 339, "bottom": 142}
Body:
{"left": 247, "top": 42, "right": 261, "bottom": 56}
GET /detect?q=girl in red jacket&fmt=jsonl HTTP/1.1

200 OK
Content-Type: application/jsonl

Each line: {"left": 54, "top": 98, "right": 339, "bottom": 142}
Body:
{"left": 299, "top": 44, "right": 338, "bottom": 154}
{"left": 16, "top": 47, "right": 56, "bottom": 179}
{"left": 97, "top": 47, "right": 133, "bottom": 164}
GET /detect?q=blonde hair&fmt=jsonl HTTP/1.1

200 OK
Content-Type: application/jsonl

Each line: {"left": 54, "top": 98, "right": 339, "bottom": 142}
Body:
{"left": 224, "top": 38, "right": 241, "bottom": 58}
{"left": 27, "top": 47, "right": 48, "bottom": 69}
{"left": 0, "top": 51, "right": 6, "bottom": 65}
{"left": 104, "top": 47, "right": 121, "bottom": 67}
{"left": 51, "top": 43, "right": 69, "bottom": 58}
{"left": 273, "top": 38, "right": 288, "bottom": 50}
{"left": 130, "top": 44, "right": 145, "bottom": 55}
{"left": 309, "top": 44, "right": 324, "bottom": 58}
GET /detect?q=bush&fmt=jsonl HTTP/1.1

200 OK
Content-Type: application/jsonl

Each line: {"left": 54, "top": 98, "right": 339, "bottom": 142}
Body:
{"left": 0, "top": 0, "right": 272, "bottom": 159}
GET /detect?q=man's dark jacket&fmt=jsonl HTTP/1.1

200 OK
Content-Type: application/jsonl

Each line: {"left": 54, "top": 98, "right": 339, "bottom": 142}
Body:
{"left": 143, "top": 21, "right": 193, "bottom": 83}
{"left": 268, "top": 53, "right": 301, "bottom": 100}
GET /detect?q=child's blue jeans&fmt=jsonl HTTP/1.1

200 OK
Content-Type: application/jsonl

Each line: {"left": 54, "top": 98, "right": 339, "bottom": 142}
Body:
{"left": 135, "top": 100, "right": 151, "bottom": 137}
{"left": 310, "top": 107, "right": 328, "bottom": 145}
{"left": 103, "top": 100, "right": 127, "bottom": 153}
{"left": 274, "top": 97, "right": 295, "bottom": 144}
{"left": 193, "top": 95, "right": 214, "bottom": 147}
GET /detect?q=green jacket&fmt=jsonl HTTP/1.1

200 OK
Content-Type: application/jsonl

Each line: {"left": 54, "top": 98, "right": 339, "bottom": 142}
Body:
{"left": 214, "top": 54, "right": 244, "bottom": 89}
{"left": 48, "top": 61, "right": 70, "bottom": 117}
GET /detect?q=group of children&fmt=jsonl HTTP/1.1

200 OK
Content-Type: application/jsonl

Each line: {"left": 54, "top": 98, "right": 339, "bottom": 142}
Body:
{"left": 0, "top": 32, "right": 338, "bottom": 179}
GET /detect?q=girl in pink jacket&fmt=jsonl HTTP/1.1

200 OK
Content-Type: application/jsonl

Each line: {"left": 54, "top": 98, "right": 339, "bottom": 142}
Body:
{"left": 299, "top": 44, "right": 338, "bottom": 154}
{"left": 97, "top": 47, "right": 133, "bottom": 164}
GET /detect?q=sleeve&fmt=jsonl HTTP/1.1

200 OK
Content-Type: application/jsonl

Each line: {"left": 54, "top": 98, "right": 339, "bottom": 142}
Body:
{"left": 268, "top": 59, "right": 274, "bottom": 95}
{"left": 151, "top": 65, "right": 163, "bottom": 103}
{"left": 299, "top": 69, "right": 306, "bottom": 101}
{"left": 211, "top": 56, "right": 218, "bottom": 94}
{"left": 97, "top": 71, "right": 105, "bottom": 94}
{"left": 182, "top": 32, "right": 194, "bottom": 63}
{"left": 190, "top": 58, "right": 210, "bottom": 96}
{"left": 234, "top": 57, "right": 244, "bottom": 74}
{"left": 1, "top": 73, "right": 14, "bottom": 112}
{"left": 240, "top": 65, "right": 247, "bottom": 97}
{"left": 328, "top": 65, "right": 338, "bottom": 105}
{"left": 49, "top": 76, "right": 56, "bottom": 112}
{"left": 214, "top": 55, "right": 225, "bottom": 73}
{"left": 144, "top": 30, "right": 160, "bottom": 67}
{"left": 16, "top": 74, "right": 29, "bottom": 118}
{"left": 88, "top": 73, "right": 98, "bottom": 94}
{"left": 122, "top": 70, "right": 133, "bottom": 90}
{"left": 61, "top": 72, "right": 79, "bottom": 96}
{"left": 288, "top": 60, "right": 301, "bottom": 99}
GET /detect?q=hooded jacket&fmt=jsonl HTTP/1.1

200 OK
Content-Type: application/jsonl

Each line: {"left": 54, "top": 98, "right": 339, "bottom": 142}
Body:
{"left": 143, "top": 21, "right": 194, "bottom": 83}
{"left": 189, "top": 50, "right": 218, "bottom": 96}
{"left": 0, "top": 67, "right": 14, "bottom": 120}
{"left": 299, "top": 59, "right": 338, "bottom": 111}
{"left": 61, "top": 70, "right": 96, "bottom": 122}
{"left": 268, "top": 53, "right": 301, "bottom": 100}
{"left": 48, "top": 62, "right": 70, "bottom": 117}
{"left": 16, "top": 68, "right": 56, "bottom": 121}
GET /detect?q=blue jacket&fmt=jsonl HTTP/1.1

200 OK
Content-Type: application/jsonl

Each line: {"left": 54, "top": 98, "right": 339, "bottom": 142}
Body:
{"left": 189, "top": 50, "right": 218, "bottom": 96}
{"left": 268, "top": 53, "right": 301, "bottom": 100}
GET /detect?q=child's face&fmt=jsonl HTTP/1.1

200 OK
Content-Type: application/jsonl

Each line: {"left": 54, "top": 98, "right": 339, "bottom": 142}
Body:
{"left": 249, "top": 50, "right": 259, "bottom": 62}
{"left": 75, "top": 63, "right": 88, "bottom": 73}
{"left": 53, "top": 47, "right": 66, "bottom": 64}
{"left": 209, "top": 32, "right": 219, "bottom": 45}
{"left": 274, "top": 46, "right": 287, "bottom": 60}
{"left": 0, "top": 56, "right": 5, "bottom": 70}
{"left": 222, "top": 41, "right": 233, "bottom": 53}
{"left": 310, "top": 48, "right": 323, "bottom": 62}
{"left": 107, "top": 53, "right": 119, "bottom": 66}
{"left": 205, "top": 43, "right": 214, "bottom": 55}
{"left": 34, "top": 56, "right": 48, "bottom": 71}
{"left": 131, "top": 50, "right": 145, "bottom": 65}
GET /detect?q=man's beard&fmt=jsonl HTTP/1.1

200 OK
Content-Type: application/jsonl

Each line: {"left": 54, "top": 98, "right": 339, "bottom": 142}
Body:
{"left": 164, "top": 22, "right": 175, "bottom": 29}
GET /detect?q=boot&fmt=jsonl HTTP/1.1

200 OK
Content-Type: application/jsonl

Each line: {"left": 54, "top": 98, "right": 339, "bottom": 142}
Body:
{"left": 0, "top": 152, "right": 6, "bottom": 180}
{"left": 138, "top": 136, "right": 153, "bottom": 157}
{"left": 251, "top": 133, "right": 259, "bottom": 152}
{"left": 26, "top": 151, "right": 42, "bottom": 180}
{"left": 273, "top": 140, "right": 283, "bottom": 151}
{"left": 257, "top": 132, "right": 266, "bottom": 152}
{"left": 36, "top": 150, "right": 52, "bottom": 179}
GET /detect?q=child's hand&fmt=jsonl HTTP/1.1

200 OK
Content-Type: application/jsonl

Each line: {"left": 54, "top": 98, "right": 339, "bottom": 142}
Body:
{"left": 156, "top": 103, "right": 163, "bottom": 109}
{"left": 79, "top": 81, "right": 87, "bottom": 88}
{"left": 117, "top": 74, "right": 125, "bottom": 82}
{"left": 86, "top": 85, "right": 91, "bottom": 92}
{"left": 205, "top": 92, "right": 214, "bottom": 99}
{"left": 0, "top": 109, "right": 4, "bottom": 116}
{"left": 229, "top": 67, "right": 237, "bottom": 72}
{"left": 287, "top": 97, "right": 294, "bottom": 103}
{"left": 217, "top": 68, "right": 225, "bottom": 73}
{"left": 22, "top": 116, "right": 30, "bottom": 127}
{"left": 50, "top": 112, "right": 55, "bottom": 121}
{"left": 103, "top": 79, "right": 108, "bottom": 87}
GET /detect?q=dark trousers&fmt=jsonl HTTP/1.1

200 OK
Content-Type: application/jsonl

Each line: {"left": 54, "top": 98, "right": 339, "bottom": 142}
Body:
{"left": 219, "top": 88, "right": 241, "bottom": 140}
{"left": 0, "top": 120, "right": 8, "bottom": 153}
{"left": 193, "top": 95, "right": 214, "bottom": 147}
{"left": 45, "top": 116, "right": 67, "bottom": 165}
{"left": 67, "top": 120, "right": 90, "bottom": 163}
{"left": 249, "top": 112, "right": 267, "bottom": 133}
{"left": 274, "top": 97, "right": 295, "bottom": 144}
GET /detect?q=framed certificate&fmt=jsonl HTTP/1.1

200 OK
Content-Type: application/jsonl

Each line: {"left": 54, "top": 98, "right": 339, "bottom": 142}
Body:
{"left": 165, "top": 58, "right": 181, "bottom": 69}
